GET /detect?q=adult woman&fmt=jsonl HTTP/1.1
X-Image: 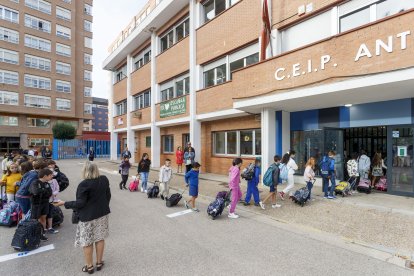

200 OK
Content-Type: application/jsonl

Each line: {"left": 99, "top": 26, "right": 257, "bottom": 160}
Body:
{"left": 88, "top": 147, "right": 95, "bottom": 162}
{"left": 184, "top": 147, "right": 195, "bottom": 173}
{"left": 137, "top": 153, "right": 151, "bottom": 193}
{"left": 279, "top": 150, "right": 298, "bottom": 200}
{"left": 55, "top": 161, "right": 111, "bottom": 274}
{"left": 119, "top": 156, "right": 131, "bottom": 190}
{"left": 371, "top": 152, "right": 387, "bottom": 188}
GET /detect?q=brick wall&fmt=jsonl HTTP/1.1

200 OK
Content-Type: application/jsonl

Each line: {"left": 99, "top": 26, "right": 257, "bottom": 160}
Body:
{"left": 156, "top": 36, "right": 189, "bottom": 83}
{"left": 113, "top": 78, "right": 127, "bottom": 104}
{"left": 159, "top": 124, "right": 190, "bottom": 169}
{"left": 131, "top": 63, "right": 151, "bottom": 94}
{"left": 134, "top": 129, "right": 151, "bottom": 163}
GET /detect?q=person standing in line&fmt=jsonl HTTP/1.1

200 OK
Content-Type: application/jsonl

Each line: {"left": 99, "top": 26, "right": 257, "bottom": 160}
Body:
{"left": 184, "top": 147, "right": 195, "bottom": 173}
{"left": 122, "top": 146, "right": 131, "bottom": 159}
{"left": 2, "top": 153, "right": 10, "bottom": 174}
{"left": 371, "top": 152, "right": 387, "bottom": 188}
{"left": 228, "top": 158, "right": 243, "bottom": 219}
{"left": 358, "top": 149, "right": 371, "bottom": 180}
{"left": 137, "top": 153, "right": 151, "bottom": 193}
{"left": 175, "top": 146, "right": 184, "bottom": 173}
{"left": 259, "top": 155, "right": 282, "bottom": 210}
{"left": 44, "top": 147, "right": 52, "bottom": 160}
{"left": 159, "top": 159, "right": 173, "bottom": 200}
{"left": 304, "top": 157, "right": 316, "bottom": 201}
{"left": 243, "top": 157, "right": 261, "bottom": 207}
{"left": 46, "top": 170, "right": 60, "bottom": 234}
{"left": 0, "top": 163, "right": 22, "bottom": 203}
{"left": 184, "top": 162, "right": 201, "bottom": 212}
{"left": 119, "top": 157, "right": 131, "bottom": 190}
{"left": 321, "top": 151, "right": 336, "bottom": 199}
{"left": 279, "top": 150, "right": 298, "bottom": 200}
{"left": 347, "top": 152, "right": 360, "bottom": 191}
{"left": 88, "top": 147, "right": 95, "bottom": 162}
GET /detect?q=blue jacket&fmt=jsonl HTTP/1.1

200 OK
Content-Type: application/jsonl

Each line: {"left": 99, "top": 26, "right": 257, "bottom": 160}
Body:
{"left": 16, "top": 170, "right": 38, "bottom": 197}
{"left": 322, "top": 156, "right": 335, "bottom": 172}
{"left": 247, "top": 166, "right": 261, "bottom": 186}
{"left": 185, "top": 170, "right": 199, "bottom": 187}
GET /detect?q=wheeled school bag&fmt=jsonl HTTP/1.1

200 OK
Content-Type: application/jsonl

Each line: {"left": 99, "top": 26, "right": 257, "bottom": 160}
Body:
{"left": 216, "top": 190, "right": 231, "bottom": 206}
{"left": 0, "top": 200, "right": 22, "bottom": 227}
{"left": 291, "top": 187, "right": 309, "bottom": 207}
{"left": 335, "top": 181, "right": 351, "bottom": 197}
{"left": 207, "top": 198, "right": 225, "bottom": 220}
{"left": 11, "top": 219, "right": 43, "bottom": 251}
{"left": 166, "top": 193, "right": 182, "bottom": 207}
{"left": 147, "top": 181, "right": 160, "bottom": 198}
{"left": 51, "top": 205, "right": 64, "bottom": 227}
{"left": 128, "top": 180, "right": 139, "bottom": 192}
{"left": 357, "top": 179, "right": 371, "bottom": 194}
{"left": 376, "top": 177, "right": 387, "bottom": 191}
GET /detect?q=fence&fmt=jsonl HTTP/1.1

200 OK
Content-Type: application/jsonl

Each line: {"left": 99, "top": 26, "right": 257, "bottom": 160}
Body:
{"left": 52, "top": 139, "right": 111, "bottom": 160}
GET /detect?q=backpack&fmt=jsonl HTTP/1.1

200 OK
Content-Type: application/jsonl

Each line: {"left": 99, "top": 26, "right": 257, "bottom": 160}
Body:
{"left": 147, "top": 182, "right": 159, "bottom": 198}
{"left": 166, "top": 193, "right": 182, "bottom": 207}
{"left": 0, "top": 201, "right": 21, "bottom": 227}
{"left": 279, "top": 164, "right": 289, "bottom": 182}
{"left": 241, "top": 163, "right": 255, "bottom": 181}
{"left": 11, "top": 219, "right": 43, "bottom": 251}
{"left": 263, "top": 164, "right": 277, "bottom": 186}
{"left": 319, "top": 157, "right": 331, "bottom": 177}
{"left": 56, "top": 172, "right": 69, "bottom": 192}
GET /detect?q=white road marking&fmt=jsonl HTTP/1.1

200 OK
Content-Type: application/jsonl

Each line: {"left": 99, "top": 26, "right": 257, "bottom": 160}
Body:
{"left": 99, "top": 168, "right": 118, "bottom": 175}
{"left": 166, "top": 209, "right": 193, "bottom": 218}
{"left": 0, "top": 244, "right": 55, "bottom": 263}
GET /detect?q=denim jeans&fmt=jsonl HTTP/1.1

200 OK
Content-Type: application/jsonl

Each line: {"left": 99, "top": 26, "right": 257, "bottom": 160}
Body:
{"left": 140, "top": 172, "right": 149, "bottom": 191}
{"left": 16, "top": 197, "right": 31, "bottom": 215}
{"left": 322, "top": 173, "right": 336, "bottom": 197}
{"left": 306, "top": 181, "right": 313, "bottom": 200}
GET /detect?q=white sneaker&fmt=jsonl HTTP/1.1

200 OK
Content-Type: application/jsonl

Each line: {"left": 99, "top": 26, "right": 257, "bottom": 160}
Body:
{"left": 140, "top": 187, "right": 143, "bottom": 193}
{"left": 272, "top": 204, "right": 282, "bottom": 208}
{"left": 144, "top": 190, "right": 147, "bottom": 193}
{"left": 228, "top": 213, "right": 239, "bottom": 219}
{"left": 259, "top": 201, "right": 265, "bottom": 210}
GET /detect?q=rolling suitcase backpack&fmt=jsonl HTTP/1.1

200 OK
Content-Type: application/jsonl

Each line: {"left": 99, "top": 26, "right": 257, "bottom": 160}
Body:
{"left": 11, "top": 219, "right": 43, "bottom": 251}
{"left": 291, "top": 187, "right": 310, "bottom": 207}
{"left": 166, "top": 193, "right": 182, "bottom": 207}
{"left": 207, "top": 198, "right": 225, "bottom": 220}
{"left": 376, "top": 177, "right": 387, "bottom": 191}
{"left": 357, "top": 179, "right": 371, "bottom": 194}
{"left": 128, "top": 179, "right": 139, "bottom": 192}
{"left": 147, "top": 181, "right": 160, "bottom": 198}
{"left": 51, "top": 205, "right": 64, "bottom": 227}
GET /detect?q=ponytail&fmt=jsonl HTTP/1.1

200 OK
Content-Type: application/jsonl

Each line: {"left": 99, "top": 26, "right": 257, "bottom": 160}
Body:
{"left": 232, "top": 158, "right": 243, "bottom": 166}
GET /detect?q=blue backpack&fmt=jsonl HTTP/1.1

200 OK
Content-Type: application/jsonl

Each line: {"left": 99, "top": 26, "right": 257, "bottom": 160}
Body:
{"left": 320, "top": 157, "right": 331, "bottom": 177}
{"left": 263, "top": 164, "right": 277, "bottom": 186}
{"left": 279, "top": 164, "right": 289, "bottom": 182}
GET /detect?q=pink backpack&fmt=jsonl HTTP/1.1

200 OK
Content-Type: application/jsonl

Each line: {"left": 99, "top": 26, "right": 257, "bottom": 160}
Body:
{"left": 376, "top": 177, "right": 387, "bottom": 191}
{"left": 128, "top": 180, "right": 139, "bottom": 192}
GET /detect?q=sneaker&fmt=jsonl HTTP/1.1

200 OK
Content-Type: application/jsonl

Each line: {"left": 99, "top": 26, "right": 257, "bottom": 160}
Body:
{"left": 323, "top": 195, "right": 328, "bottom": 199}
{"left": 140, "top": 187, "right": 143, "bottom": 193}
{"left": 144, "top": 190, "right": 147, "bottom": 193}
{"left": 228, "top": 213, "right": 239, "bottom": 219}
{"left": 259, "top": 201, "right": 265, "bottom": 210}
{"left": 47, "top": 228, "right": 59, "bottom": 234}
{"left": 184, "top": 200, "right": 189, "bottom": 209}
{"left": 254, "top": 203, "right": 259, "bottom": 207}
{"left": 160, "top": 195, "right": 164, "bottom": 200}
{"left": 278, "top": 192, "right": 285, "bottom": 201}
{"left": 40, "top": 235, "right": 48, "bottom": 242}
{"left": 328, "top": 196, "right": 334, "bottom": 199}
{"left": 272, "top": 204, "right": 282, "bottom": 208}
{"left": 191, "top": 208, "right": 199, "bottom": 212}
{"left": 243, "top": 202, "right": 250, "bottom": 206}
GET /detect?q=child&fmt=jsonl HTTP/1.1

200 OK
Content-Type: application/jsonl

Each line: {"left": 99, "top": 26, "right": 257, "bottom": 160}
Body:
{"left": 138, "top": 153, "right": 151, "bottom": 193}
{"left": 175, "top": 146, "right": 184, "bottom": 173}
{"left": 46, "top": 169, "right": 60, "bottom": 234}
{"left": 259, "top": 155, "right": 281, "bottom": 210}
{"left": 0, "top": 163, "right": 22, "bottom": 202}
{"left": 184, "top": 162, "right": 201, "bottom": 212}
{"left": 228, "top": 158, "right": 243, "bottom": 219}
{"left": 244, "top": 157, "right": 261, "bottom": 207}
{"left": 347, "top": 152, "right": 359, "bottom": 191}
{"left": 304, "top": 157, "right": 316, "bottom": 201}
{"left": 279, "top": 150, "right": 298, "bottom": 200}
{"left": 159, "top": 159, "right": 173, "bottom": 200}
{"left": 29, "top": 168, "right": 53, "bottom": 241}
{"left": 321, "top": 151, "right": 336, "bottom": 199}
{"left": 119, "top": 157, "right": 131, "bottom": 190}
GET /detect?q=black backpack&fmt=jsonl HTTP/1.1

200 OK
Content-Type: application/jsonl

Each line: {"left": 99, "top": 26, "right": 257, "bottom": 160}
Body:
{"left": 147, "top": 182, "right": 159, "bottom": 198}
{"left": 51, "top": 205, "right": 64, "bottom": 227}
{"left": 166, "top": 193, "right": 182, "bottom": 207}
{"left": 11, "top": 220, "right": 43, "bottom": 251}
{"left": 56, "top": 172, "right": 69, "bottom": 192}
{"left": 241, "top": 163, "right": 255, "bottom": 180}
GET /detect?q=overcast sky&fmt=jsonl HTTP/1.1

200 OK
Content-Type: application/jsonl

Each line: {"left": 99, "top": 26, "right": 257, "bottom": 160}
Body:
{"left": 92, "top": 0, "right": 147, "bottom": 99}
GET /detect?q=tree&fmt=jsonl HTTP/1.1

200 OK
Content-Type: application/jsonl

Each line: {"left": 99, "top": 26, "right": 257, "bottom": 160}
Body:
{"left": 52, "top": 123, "right": 76, "bottom": 140}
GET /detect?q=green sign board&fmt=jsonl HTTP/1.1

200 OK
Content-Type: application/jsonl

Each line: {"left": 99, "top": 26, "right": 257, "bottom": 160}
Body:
{"left": 160, "top": 97, "right": 186, "bottom": 118}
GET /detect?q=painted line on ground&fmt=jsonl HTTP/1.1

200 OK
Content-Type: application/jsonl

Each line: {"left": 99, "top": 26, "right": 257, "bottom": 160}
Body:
{"left": 166, "top": 209, "right": 193, "bottom": 218}
{"left": 0, "top": 244, "right": 55, "bottom": 263}
{"left": 99, "top": 168, "right": 118, "bottom": 175}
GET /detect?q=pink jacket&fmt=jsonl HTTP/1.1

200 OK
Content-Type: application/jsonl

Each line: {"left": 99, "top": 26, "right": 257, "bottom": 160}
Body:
{"left": 228, "top": 166, "right": 241, "bottom": 190}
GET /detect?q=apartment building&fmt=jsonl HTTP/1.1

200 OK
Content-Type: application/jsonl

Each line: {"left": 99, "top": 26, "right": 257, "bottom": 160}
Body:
{"left": 0, "top": 0, "right": 93, "bottom": 153}
{"left": 82, "top": 97, "right": 108, "bottom": 132}
{"left": 104, "top": 0, "right": 414, "bottom": 197}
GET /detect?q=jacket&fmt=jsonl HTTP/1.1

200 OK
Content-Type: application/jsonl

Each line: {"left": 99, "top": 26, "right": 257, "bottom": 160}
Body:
{"left": 272, "top": 163, "right": 281, "bottom": 185}
{"left": 122, "top": 150, "right": 131, "bottom": 158}
{"left": 304, "top": 166, "right": 315, "bottom": 182}
{"left": 159, "top": 165, "right": 172, "bottom": 183}
{"left": 287, "top": 158, "right": 298, "bottom": 175}
{"left": 228, "top": 166, "right": 241, "bottom": 190}
{"left": 183, "top": 151, "right": 195, "bottom": 164}
{"left": 64, "top": 175, "right": 111, "bottom": 222}
{"left": 175, "top": 150, "right": 184, "bottom": 164}
{"left": 247, "top": 166, "right": 261, "bottom": 186}
{"left": 1, "top": 173, "right": 21, "bottom": 194}
{"left": 16, "top": 170, "right": 38, "bottom": 197}
{"left": 49, "top": 179, "right": 59, "bottom": 202}
{"left": 29, "top": 179, "right": 52, "bottom": 205}
{"left": 347, "top": 159, "right": 359, "bottom": 177}
{"left": 138, "top": 159, "right": 151, "bottom": 173}
{"left": 358, "top": 154, "right": 371, "bottom": 173}
{"left": 185, "top": 170, "right": 199, "bottom": 187}
{"left": 119, "top": 161, "right": 131, "bottom": 175}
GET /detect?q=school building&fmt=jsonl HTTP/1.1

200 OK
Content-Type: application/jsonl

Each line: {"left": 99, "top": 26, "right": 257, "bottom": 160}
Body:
{"left": 103, "top": 0, "right": 414, "bottom": 197}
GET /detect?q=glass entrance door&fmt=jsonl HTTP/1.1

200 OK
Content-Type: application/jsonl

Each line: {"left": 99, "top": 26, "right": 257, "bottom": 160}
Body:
{"left": 388, "top": 126, "right": 414, "bottom": 195}
{"left": 325, "top": 128, "right": 344, "bottom": 181}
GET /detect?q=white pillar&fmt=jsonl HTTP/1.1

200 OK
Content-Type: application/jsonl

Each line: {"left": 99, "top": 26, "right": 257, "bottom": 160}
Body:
{"left": 189, "top": 0, "right": 202, "bottom": 163}
{"left": 261, "top": 108, "right": 276, "bottom": 174}
{"left": 150, "top": 31, "right": 160, "bottom": 168}
{"left": 126, "top": 54, "right": 135, "bottom": 163}
{"left": 108, "top": 71, "right": 118, "bottom": 160}
{"left": 110, "top": 132, "right": 118, "bottom": 160}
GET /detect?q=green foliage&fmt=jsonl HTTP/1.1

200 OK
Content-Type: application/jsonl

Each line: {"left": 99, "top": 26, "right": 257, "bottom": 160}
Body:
{"left": 52, "top": 123, "right": 76, "bottom": 140}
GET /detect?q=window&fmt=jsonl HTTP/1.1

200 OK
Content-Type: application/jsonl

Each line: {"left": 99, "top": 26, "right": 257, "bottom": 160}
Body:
{"left": 162, "top": 135, "right": 174, "bottom": 153}
{"left": 25, "top": 54, "right": 51, "bottom": 71}
{"left": 27, "top": 117, "right": 50, "bottom": 128}
{"left": 56, "top": 61, "right": 71, "bottom": 75}
{"left": 24, "top": 74, "right": 51, "bottom": 90}
{"left": 176, "top": 77, "right": 190, "bottom": 97}
{"left": 213, "top": 129, "right": 261, "bottom": 156}
{"left": 84, "top": 37, "right": 92, "bottom": 48}
{"left": 56, "top": 6, "right": 71, "bottom": 21}
{"left": 115, "top": 101, "right": 127, "bottom": 116}
{"left": 133, "top": 47, "right": 151, "bottom": 70}
{"left": 133, "top": 90, "right": 151, "bottom": 110}
{"left": 203, "top": 0, "right": 238, "bottom": 23}
{"left": 114, "top": 65, "right": 126, "bottom": 83}
{"left": 0, "top": 91, "right": 18, "bottom": 105}
{"left": 0, "top": 27, "right": 19, "bottom": 44}
{"left": 84, "top": 20, "right": 92, "bottom": 32}
{"left": 145, "top": 136, "right": 151, "bottom": 147}
{"left": 0, "top": 48, "right": 18, "bottom": 64}
{"left": 57, "top": 120, "right": 78, "bottom": 128}
{"left": 160, "top": 73, "right": 189, "bottom": 102}
{"left": 56, "top": 24, "right": 71, "bottom": 39}
{"left": 84, "top": 53, "right": 92, "bottom": 65}
{"left": 84, "top": 4, "right": 92, "bottom": 15}
{"left": 25, "top": 34, "right": 51, "bottom": 52}
{"left": 84, "top": 103, "right": 92, "bottom": 114}
{"left": 0, "top": 5, "right": 19, "bottom": 23}
{"left": 56, "top": 98, "right": 70, "bottom": 111}
{"left": 203, "top": 64, "right": 226, "bottom": 88}
{"left": 230, "top": 53, "right": 259, "bottom": 78}
{"left": 56, "top": 80, "right": 71, "bottom": 93}
{"left": 0, "top": 70, "right": 18, "bottom": 85}
{"left": 160, "top": 17, "right": 189, "bottom": 53}
{"left": 24, "top": 14, "right": 51, "bottom": 33}
{"left": 25, "top": 0, "right": 51, "bottom": 14}
{"left": 29, "top": 138, "right": 50, "bottom": 146}
{"left": 24, "top": 94, "right": 51, "bottom": 109}
{"left": 84, "top": 70, "right": 92, "bottom": 81}
{"left": 377, "top": 0, "right": 414, "bottom": 20}
{"left": 160, "top": 87, "right": 174, "bottom": 102}
{"left": 62, "top": 0, "right": 71, "bottom": 3}
{"left": 56, "top": 43, "right": 71, "bottom": 57}
{"left": 84, "top": 87, "right": 91, "bottom": 97}
{"left": 0, "top": 115, "right": 18, "bottom": 126}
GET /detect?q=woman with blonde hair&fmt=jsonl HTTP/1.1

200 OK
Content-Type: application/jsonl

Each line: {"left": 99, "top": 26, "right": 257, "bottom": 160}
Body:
{"left": 304, "top": 157, "right": 316, "bottom": 201}
{"left": 55, "top": 161, "right": 111, "bottom": 274}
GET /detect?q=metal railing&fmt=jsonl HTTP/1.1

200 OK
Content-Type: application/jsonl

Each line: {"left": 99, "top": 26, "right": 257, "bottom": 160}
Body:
{"left": 52, "top": 139, "right": 111, "bottom": 160}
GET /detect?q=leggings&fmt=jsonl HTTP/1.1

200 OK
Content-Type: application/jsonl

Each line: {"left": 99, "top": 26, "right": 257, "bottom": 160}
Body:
{"left": 229, "top": 187, "right": 242, "bottom": 214}
{"left": 120, "top": 174, "right": 128, "bottom": 188}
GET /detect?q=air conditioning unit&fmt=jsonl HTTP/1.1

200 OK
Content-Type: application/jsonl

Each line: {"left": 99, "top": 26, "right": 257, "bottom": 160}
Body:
{"left": 133, "top": 111, "right": 142, "bottom": 118}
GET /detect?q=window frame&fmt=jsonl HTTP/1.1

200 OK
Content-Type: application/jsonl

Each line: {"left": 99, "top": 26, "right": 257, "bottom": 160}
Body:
{"left": 0, "top": 5, "right": 19, "bottom": 23}
{"left": 84, "top": 87, "right": 92, "bottom": 97}
{"left": 24, "top": 74, "right": 51, "bottom": 90}
{"left": 84, "top": 20, "right": 92, "bottom": 32}
{"left": 202, "top": 0, "right": 239, "bottom": 24}
{"left": 133, "top": 90, "right": 151, "bottom": 111}
{"left": 0, "top": 48, "right": 19, "bottom": 65}
{"left": 115, "top": 100, "right": 127, "bottom": 116}
{"left": 0, "top": 90, "right": 18, "bottom": 105}
{"left": 24, "top": 14, "right": 51, "bottom": 33}
{"left": 56, "top": 98, "right": 71, "bottom": 111}
{"left": 56, "top": 43, "right": 71, "bottom": 57}
{"left": 0, "top": 69, "right": 19, "bottom": 86}
{"left": 56, "top": 6, "right": 71, "bottom": 21}
{"left": 56, "top": 80, "right": 71, "bottom": 93}
{"left": 0, "top": 115, "right": 18, "bottom": 126}
{"left": 133, "top": 46, "right": 151, "bottom": 71}
{"left": 159, "top": 17, "right": 189, "bottom": 53}
{"left": 24, "top": 34, "right": 51, "bottom": 52}
{"left": 162, "top": 135, "right": 174, "bottom": 154}
{"left": 56, "top": 61, "right": 71, "bottom": 75}
{"left": 56, "top": 24, "right": 71, "bottom": 39}
{"left": 24, "top": 94, "right": 51, "bottom": 109}
{"left": 0, "top": 27, "right": 19, "bottom": 44}
{"left": 212, "top": 129, "right": 261, "bottom": 157}
{"left": 27, "top": 117, "right": 50, "bottom": 128}
{"left": 84, "top": 103, "right": 92, "bottom": 114}
{"left": 24, "top": 0, "right": 51, "bottom": 15}
{"left": 84, "top": 70, "right": 92, "bottom": 81}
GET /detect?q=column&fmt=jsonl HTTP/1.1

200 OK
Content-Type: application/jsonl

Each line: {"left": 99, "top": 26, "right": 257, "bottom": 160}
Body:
{"left": 189, "top": 0, "right": 202, "bottom": 163}
{"left": 261, "top": 108, "right": 276, "bottom": 174}
{"left": 108, "top": 71, "right": 118, "bottom": 161}
{"left": 126, "top": 54, "right": 135, "bottom": 163}
{"left": 150, "top": 31, "right": 160, "bottom": 168}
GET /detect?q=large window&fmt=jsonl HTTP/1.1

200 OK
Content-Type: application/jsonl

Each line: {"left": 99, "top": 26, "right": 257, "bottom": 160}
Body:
{"left": 24, "top": 94, "right": 51, "bottom": 109}
{"left": 84, "top": 53, "right": 92, "bottom": 65}
{"left": 84, "top": 87, "right": 91, "bottom": 97}
{"left": 84, "top": 70, "right": 92, "bottom": 81}
{"left": 133, "top": 46, "right": 151, "bottom": 70}
{"left": 27, "top": 117, "right": 50, "bottom": 128}
{"left": 0, "top": 48, "right": 18, "bottom": 65}
{"left": 203, "top": 64, "right": 226, "bottom": 88}
{"left": 25, "top": 0, "right": 51, "bottom": 14}
{"left": 0, "top": 70, "right": 18, "bottom": 85}
{"left": 24, "top": 74, "right": 51, "bottom": 90}
{"left": 202, "top": 0, "right": 238, "bottom": 23}
{"left": 56, "top": 6, "right": 71, "bottom": 21}
{"left": 160, "top": 74, "right": 189, "bottom": 102}
{"left": 84, "top": 37, "right": 92, "bottom": 48}
{"left": 56, "top": 43, "right": 71, "bottom": 57}
{"left": 84, "top": 4, "right": 92, "bottom": 15}
{"left": 0, "top": 91, "right": 18, "bottom": 105}
{"left": 84, "top": 103, "right": 92, "bottom": 114}
{"left": 56, "top": 61, "right": 71, "bottom": 75}
{"left": 25, "top": 34, "right": 51, "bottom": 52}
{"left": 0, "top": 115, "right": 18, "bottom": 126}
{"left": 84, "top": 20, "right": 92, "bottom": 32}
{"left": 56, "top": 80, "right": 71, "bottom": 93}
{"left": 24, "top": 14, "right": 51, "bottom": 33}
{"left": 56, "top": 98, "right": 71, "bottom": 111}
{"left": 29, "top": 138, "right": 50, "bottom": 146}
{"left": 0, "top": 27, "right": 19, "bottom": 44}
{"left": 114, "top": 65, "right": 127, "bottom": 83}
{"left": 133, "top": 90, "right": 151, "bottom": 110}
{"left": 213, "top": 129, "right": 261, "bottom": 156}
{"left": 162, "top": 135, "right": 174, "bottom": 154}
{"left": 25, "top": 54, "right": 51, "bottom": 71}
{"left": 115, "top": 101, "right": 127, "bottom": 116}
{"left": 160, "top": 17, "right": 189, "bottom": 53}
{"left": 56, "top": 24, "right": 71, "bottom": 39}
{"left": 0, "top": 5, "right": 19, "bottom": 23}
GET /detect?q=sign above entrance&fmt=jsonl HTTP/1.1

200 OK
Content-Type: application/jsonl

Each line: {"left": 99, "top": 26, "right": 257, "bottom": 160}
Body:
{"left": 393, "top": 131, "right": 400, "bottom": 138}
{"left": 160, "top": 97, "right": 186, "bottom": 118}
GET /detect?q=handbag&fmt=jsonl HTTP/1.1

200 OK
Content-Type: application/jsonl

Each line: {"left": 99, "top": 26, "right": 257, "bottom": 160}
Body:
{"left": 185, "top": 159, "right": 192, "bottom": 165}
{"left": 72, "top": 209, "right": 79, "bottom": 224}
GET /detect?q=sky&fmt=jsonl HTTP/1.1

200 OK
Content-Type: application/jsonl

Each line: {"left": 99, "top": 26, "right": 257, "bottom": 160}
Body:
{"left": 92, "top": 0, "right": 147, "bottom": 99}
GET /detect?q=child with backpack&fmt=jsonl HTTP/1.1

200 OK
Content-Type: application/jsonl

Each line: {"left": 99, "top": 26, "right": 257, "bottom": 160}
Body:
{"left": 279, "top": 151, "right": 298, "bottom": 200}
{"left": 321, "top": 150, "right": 336, "bottom": 199}
{"left": 347, "top": 152, "right": 359, "bottom": 191}
{"left": 159, "top": 159, "right": 173, "bottom": 200}
{"left": 259, "top": 155, "right": 282, "bottom": 210}
{"left": 184, "top": 162, "right": 201, "bottom": 212}
{"left": 119, "top": 156, "right": 131, "bottom": 190}
{"left": 228, "top": 158, "right": 243, "bottom": 219}
{"left": 0, "top": 162, "right": 22, "bottom": 203}
{"left": 46, "top": 170, "right": 60, "bottom": 234}
{"left": 304, "top": 157, "right": 316, "bottom": 201}
{"left": 243, "top": 158, "right": 261, "bottom": 207}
